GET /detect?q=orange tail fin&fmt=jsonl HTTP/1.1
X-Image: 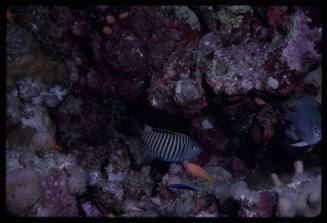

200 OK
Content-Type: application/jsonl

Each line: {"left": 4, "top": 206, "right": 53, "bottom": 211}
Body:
{"left": 48, "top": 139, "right": 62, "bottom": 150}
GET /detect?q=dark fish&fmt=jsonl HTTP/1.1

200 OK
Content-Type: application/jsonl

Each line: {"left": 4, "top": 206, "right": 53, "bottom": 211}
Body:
{"left": 142, "top": 125, "right": 202, "bottom": 162}
{"left": 168, "top": 183, "right": 197, "bottom": 192}
{"left": 282, "top": 96, "right": 321, "bottom": 147}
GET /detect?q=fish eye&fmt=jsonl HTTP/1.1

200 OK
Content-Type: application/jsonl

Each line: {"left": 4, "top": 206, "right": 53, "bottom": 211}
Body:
{"left": 193, "top": 147, "right": 199, "bottom": 152}
{"left": 313, "top": 125, "right": 321, "bottom": 137}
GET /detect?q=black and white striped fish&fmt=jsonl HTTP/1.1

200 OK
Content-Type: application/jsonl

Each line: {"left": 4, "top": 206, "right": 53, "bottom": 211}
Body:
{"left": 142, "top": 125, "right": 202, "bottom": 163}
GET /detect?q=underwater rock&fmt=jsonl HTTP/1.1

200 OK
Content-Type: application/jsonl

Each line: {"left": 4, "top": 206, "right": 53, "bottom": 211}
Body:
{"left": 197, "top": 33, "right": 270, "bottom": 96}
{"left": 221, "top": 98, "right": 257, "bottom": 135}
{"left": 6, "top": 23, "right": 40, "bottom": 64}
{"left": 103, "top": 23, "right": 148, "bottom": 103}
{"left": 196, "top": 7, "right": 320, "bottom": 97}
{"left": 5, "top": 147, "right": 88, "bottom": 217}
{"left": 66, "top": 166, "right": 88, "bottom": 195}
{"left": 208, "top": 156, "right": 249, "bottom": 181}
{"left": 148, "top": 46, "right": 206, "bottom": 117}
{"left": 8, "top": 6, "right": 65, "bottom": 58}
{"left": 92, "top": 147, "right": 154, "bottom": 216}
{"left": 255, "top": 104, "right": 279, "bottom": 143}
{"left": 6, "top": 147, "right": 25, "bottom": 172}
{"left": 266, "top": 6, "right": 288, "bottom": 27}
{"left": 196, "top": 6, "right": 256, "bottom": 44}
{"left": 55, "top": 95, "right": 128, "bottom": 149}
{"left": 82, "top": 201, "right": 104, "bottom": 217}
{"left": 6, "top": 79, "right": 64, "bottom": 153}
{"left": 158, "top": 163, "right": 205, "bottom": 216}
{"left": 51, "top": 5, "right": 201, "bottom": 104}
{"left": 6, "top": 124, "right": 36, "bottom": 148}
{"left": 281, "top": 8, "right": 321, "bottom": 73}
{"left": 303, "top": 66, "right": 322, "bottom": 104}
{"left": 6, "top": 168, "right": 42, "bottom": 216}
{"left": 120, "top": 210, "right": 158, "bottom": 217}
{"left": 104, "top": 26, "right": 148, "bottom": 75}
{"left": 157, "top": 161, "right": 235, "bottom": 217}
{"left": 229, "top": 181, "right": 277, "bottom": 217}
{"left": 37, "top": 168, "right": 78, "bottom": 217}
{"left": 271, "top": 161, "right": 321, "bottom": 217}
{"left": 192, "top": 115, "right": 228, "bottom": 155}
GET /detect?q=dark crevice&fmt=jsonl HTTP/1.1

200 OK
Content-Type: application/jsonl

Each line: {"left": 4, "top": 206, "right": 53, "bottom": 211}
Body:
{"left": 188, "top": 6, "right": 210, "bottom": 35}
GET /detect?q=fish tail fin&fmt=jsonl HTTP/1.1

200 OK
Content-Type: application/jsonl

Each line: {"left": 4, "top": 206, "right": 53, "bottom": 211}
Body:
{"left": 125, "top": 115, "right": 144, "bottom": 139}
{"left": 143, "top": 124, "right": 153, "bottom": 134}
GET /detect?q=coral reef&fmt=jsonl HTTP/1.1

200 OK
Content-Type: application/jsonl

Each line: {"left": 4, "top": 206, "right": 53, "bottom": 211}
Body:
{"left": 6, "top": 5, "right": 321, "bottom": 218}
{"left": 148, "top": 46, "right": 207, "bottom": 116}
{"left": 271, "top": 161, "right": 321, "bottom": 217}
{"left": 6, "top": 168, "right": 42, "bottom": 216}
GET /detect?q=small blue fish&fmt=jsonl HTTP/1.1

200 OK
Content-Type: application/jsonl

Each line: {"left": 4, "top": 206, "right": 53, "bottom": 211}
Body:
{"left": 282, "top": 96, "right": 321, "bottom": 147}
{"left": 168, "top": 183, "right": 197, "bottom": 192}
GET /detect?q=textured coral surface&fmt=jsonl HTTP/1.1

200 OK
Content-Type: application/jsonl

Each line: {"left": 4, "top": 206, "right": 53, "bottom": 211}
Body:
{"left": 6, "top": 5, "right": 321, "bottom": 217}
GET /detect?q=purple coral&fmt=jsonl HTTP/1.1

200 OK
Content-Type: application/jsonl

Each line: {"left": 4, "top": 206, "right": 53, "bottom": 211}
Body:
{"left": 282, "top": 9, "right": 321, "bottom": 72}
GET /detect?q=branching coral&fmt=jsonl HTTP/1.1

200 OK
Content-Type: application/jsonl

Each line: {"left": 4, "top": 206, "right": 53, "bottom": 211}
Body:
{"left": 271, "top": 160, "right": 321, "bottom": 217}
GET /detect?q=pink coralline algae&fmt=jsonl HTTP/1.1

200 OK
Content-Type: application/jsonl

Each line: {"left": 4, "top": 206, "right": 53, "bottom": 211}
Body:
{"left": 148, "top": 46, "right": 207, "bottom": 116}
{"left": 52, "top": 5, "right": 201, "bottom": 105}
{"left": 266, "top": 6, "right": 288, "bottom": 27}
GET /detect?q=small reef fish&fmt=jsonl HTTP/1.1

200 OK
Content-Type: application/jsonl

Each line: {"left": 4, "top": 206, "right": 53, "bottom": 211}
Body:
{"left": 6, "top": 9, "right": 29, "bottom": 25}
{"left": 168, "top": 183, "right": 197, "bottom": 192}
{"left": 282, "top": 95, "right": 321, "bottom": 147}
{"left": 47, "top": 138, "right": 62, "bottom": 150}
{"left": 183, "top": 162, "right": 214, "bottom": 183}
{"left": 131, "top": 119, "right": 214, "bottom": 183}
{"left": 142, "top": 126, "right": 202, "bottom": 163}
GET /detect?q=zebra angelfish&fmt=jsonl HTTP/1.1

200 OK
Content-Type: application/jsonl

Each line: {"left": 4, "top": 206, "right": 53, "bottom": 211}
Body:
{"left": 142, "top": 126, "right": 202, "bottom": 163}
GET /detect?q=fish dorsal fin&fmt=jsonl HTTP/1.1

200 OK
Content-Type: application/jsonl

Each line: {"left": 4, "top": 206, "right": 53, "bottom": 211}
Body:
{"left": 143, "top": 124, "right": 153, "bottom": 135}
{"left": 152, "top": 127, "right": 188, "bottom": 137}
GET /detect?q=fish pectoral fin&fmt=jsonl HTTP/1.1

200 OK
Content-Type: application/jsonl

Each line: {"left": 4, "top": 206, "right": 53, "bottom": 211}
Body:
{"left": 306, "top": 147, "right": 314, "bottom": 152}
{"left": 290, "top": 141, "right": 309, "bottom": 147}
{"left": 285, "top": 128, "right": 299, "bottom": 141}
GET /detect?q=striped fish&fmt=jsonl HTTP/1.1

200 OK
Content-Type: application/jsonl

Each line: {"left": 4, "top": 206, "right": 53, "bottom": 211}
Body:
{"left": 142, "top": 126, "right": 202, "bottom": 163}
